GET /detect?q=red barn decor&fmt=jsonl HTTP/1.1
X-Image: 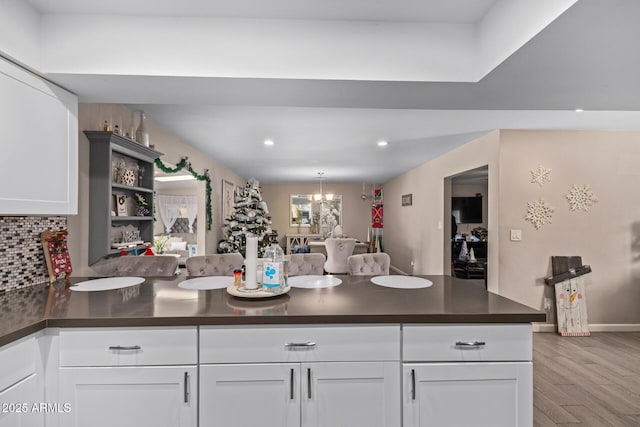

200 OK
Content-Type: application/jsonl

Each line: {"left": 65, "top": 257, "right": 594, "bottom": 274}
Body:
{"left": 41, "top": 230, "right": 72, "bottom": 284}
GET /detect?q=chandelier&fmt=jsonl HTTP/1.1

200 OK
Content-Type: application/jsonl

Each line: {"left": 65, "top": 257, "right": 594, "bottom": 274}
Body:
{"left": 313, "top": 172, "right": 333, "bottom": 202}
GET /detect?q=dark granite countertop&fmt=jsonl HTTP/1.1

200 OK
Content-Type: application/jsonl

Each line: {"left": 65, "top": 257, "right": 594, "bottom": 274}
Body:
{"left": 0, "top": 275, "right": 545, "bottom": 347}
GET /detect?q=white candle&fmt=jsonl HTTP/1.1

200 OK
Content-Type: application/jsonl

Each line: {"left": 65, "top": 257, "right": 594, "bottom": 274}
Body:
{"left": 367, "top": 227, "right": 371, "bottom": 242}
{"left": 244, "top": 236, "right": 258, "bottom": 290}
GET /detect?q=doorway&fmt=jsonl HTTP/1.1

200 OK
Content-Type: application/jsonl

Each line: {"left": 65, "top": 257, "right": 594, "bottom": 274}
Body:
{"left": 443, "top": 166, "right": 488, "bottom": 285}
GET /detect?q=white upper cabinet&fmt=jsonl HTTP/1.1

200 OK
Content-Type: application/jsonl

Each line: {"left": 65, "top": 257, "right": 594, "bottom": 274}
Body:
{"left": 0, "top": 57, "right": 77, "bottom": 215}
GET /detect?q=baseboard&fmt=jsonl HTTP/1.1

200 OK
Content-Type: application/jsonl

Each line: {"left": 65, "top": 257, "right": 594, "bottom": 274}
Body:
{"left": 533, "top": 323, "right": 640, "bottom": 332}
{"left": 390, "top": 265, "right": 410, "bottom": 275}
{"left": 532, "top": 323, "right": 556, "bottom": 332}
{"left": 588, "top": 324, "right": 640, "bottom": 332}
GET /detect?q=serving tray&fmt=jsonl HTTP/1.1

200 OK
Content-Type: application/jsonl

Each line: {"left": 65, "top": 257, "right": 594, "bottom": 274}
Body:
{"left": 226, "top": 284, "right": 291, "bottom": 298}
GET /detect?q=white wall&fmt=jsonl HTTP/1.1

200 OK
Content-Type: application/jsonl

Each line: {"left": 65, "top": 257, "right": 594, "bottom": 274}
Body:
{"left": 386, "top": 129, "right": 640, "bottom": 326}
{"left": 498, "top": 130, "right": 640, "bottom": 325}
{"left": 384, "top": 131, "right": 500, "bottom": 287}
{"left": 68, "top": 103, "right": 245, "bottom": 275}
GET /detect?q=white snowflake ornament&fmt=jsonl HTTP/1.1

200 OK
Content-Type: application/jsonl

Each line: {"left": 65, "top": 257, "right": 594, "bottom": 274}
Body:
{"left": 525, "top": 198, "right": 554, "bottom": 230}
{"left": 565, "top": 184, "right": 598, "bottom": 212}
{"left": 530, "top": 165, "right": 552, "bottom": 187}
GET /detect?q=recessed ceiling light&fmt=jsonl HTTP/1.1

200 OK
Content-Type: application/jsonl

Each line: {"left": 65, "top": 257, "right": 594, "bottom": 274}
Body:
{"left": 575, "top": 108, "right": 584, "bottom": 112}
{"left": 377, "top": 140, "right": 389, "bottom": 147}
{"left": 264, "top": 139, "right": 275, "bottom": 146}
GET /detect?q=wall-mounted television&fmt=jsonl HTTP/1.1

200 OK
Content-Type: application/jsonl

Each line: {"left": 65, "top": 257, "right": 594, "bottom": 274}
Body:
{"left": 452, "top": 196, "right": 483, "bottom": 224}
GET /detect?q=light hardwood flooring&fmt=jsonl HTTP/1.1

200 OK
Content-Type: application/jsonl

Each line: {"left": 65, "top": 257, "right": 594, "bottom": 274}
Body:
{"left": 533, "top": 332, "right": 640, "bottom": 426}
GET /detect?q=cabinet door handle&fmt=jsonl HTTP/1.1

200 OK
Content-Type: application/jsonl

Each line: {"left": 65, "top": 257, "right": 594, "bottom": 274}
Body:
{"left": 307, "top": 368, "right": 312, "bottom": 399}
{"left": 455, "top": 341, "right": 486, "bottom": 348}
{"left": 290, "top": 368, "right": 295, "bottom": 400}
{"left": 108, "top": 345, "right": 141, "bottom": 351}
{"left": 184, "top": 372, "right": 189, "bottom": 403}
{"left": 285, "top": 342, "right": 316, "bottom": 350}
{"left": 411, "top": 369, "right": 416, "bottom": 401}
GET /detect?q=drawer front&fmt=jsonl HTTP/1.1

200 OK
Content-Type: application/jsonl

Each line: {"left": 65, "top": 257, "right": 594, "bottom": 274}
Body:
{"left": 200, "top": 325, "right": 401, "bottom": 363}
{"left": 0, "top": 335, "right": 36, "bottom": 391}
{"left": 59, "top": 327, "right": 197, "bottom": 366}
{"left": 403, "top": 324, "right": 532, "bottom": 362}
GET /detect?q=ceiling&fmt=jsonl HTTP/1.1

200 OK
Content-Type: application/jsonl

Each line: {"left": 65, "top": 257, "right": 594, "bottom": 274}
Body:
{"left": 10, "top": 0, "right": 640, "bottom": 183}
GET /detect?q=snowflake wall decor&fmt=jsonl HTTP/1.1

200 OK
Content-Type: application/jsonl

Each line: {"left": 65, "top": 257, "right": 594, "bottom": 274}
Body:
{"left": 525, "top": 198, "right": 554, "bottom": 230}
{"left": 565, "top": 184, "right": 598, "bottom": 212}
{"left": 530, "top": 165, "right": 552, "bottom": 186}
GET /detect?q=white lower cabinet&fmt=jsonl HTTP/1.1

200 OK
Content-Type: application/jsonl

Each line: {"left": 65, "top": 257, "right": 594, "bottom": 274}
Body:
{"left": 200, "top": 362, "right": 399, "bottom": 427}
{"left": 402, "top": 324, "right": 534, "bottom": 427}
{"left": 58, "top": 366, "right": 196, "bottom": 427}
{"left": 57, "top": 327, "right": 198, "bottom": 427}
{"left": 0, "top": 322, "right": 536, "bottom": 427}
{"left": 0, "top": 374, "right": 41, "bottom": 427}
{"left": 0, "top": 335, "right": 43, "bottom": 427}
{"left": 199, "top": 325, "right": 401, "bottom": 427}
{"left": 302, "top": 361, "right": 399, "bottom": 427}
{"left": 200, "top": 363, "right": 300, "bottom": 427}
{"left": 403, "top": 362, "right": 532, "bottom": 427}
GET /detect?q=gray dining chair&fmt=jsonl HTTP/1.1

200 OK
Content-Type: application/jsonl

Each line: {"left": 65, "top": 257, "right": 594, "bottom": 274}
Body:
{"left": 91, "top": 255, "right": 180, "bottom": 277}
{"left": 288, "top": 253, "right": 326, "bottom": 276}
{"left": 186, "top": 254, "right": 244, "bottom": 276}
{"left": 347, "top": 253, "right": 391, "bottom": 276}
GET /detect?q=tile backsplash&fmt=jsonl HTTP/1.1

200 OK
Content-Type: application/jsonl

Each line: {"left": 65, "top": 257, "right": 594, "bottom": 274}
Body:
{"left": 0, "top": 216, "right": 67, "bottom": 292}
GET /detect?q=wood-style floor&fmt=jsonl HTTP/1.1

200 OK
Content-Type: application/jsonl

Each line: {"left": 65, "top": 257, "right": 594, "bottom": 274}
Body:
{"left": 533, "top": 332, "right": 640, "bottom": 426}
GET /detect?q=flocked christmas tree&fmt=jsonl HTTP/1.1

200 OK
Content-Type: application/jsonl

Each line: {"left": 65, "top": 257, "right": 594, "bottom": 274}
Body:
{"left": 217, "top": 177, "right": 275, "bottom": 257}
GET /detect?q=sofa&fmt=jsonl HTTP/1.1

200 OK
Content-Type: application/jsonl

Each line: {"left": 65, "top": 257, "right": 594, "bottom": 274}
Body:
{"left": 155, "top": 233, "right": 197, "bottom": 265}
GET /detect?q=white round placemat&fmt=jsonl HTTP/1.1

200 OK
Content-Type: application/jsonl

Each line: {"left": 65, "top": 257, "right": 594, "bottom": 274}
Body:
{"left": 370, "top": 275, "right": 433, "bottom": 289}
{"left": 71, "top": 277, "right": 145, "bottom": 292}
{"left": 179, "top": 276, "right": 234, "bottom": 290}
{"left": 288, "top": 275, "right": 342, "bottom": 289}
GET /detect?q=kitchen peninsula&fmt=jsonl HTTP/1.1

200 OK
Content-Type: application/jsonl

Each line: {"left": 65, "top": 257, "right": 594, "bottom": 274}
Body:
{"left": 0, "top": 275, "right": 544, "bottom": 427}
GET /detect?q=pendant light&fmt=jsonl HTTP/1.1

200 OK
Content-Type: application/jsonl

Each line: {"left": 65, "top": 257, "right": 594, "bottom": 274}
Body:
{"left": 314, "top": 172, "right": 334, "bottom": 202}
{"left": 314, "top": 172, "right": 324, "bottom": 201}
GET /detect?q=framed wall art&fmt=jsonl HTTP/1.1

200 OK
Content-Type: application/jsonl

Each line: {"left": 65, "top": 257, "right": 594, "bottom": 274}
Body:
{"left": 222, "top": 180, "right": 235, "bottom": 222}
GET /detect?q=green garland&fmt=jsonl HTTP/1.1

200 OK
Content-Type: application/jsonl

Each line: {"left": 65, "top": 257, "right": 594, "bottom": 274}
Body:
{"left": 154, "top": 157, "right": 213, "bottom": 230}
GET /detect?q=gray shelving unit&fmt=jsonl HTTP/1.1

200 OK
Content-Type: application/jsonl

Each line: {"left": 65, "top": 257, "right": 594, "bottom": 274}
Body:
{"left": 85, "top": 131, "right": 162, "bottom": 265}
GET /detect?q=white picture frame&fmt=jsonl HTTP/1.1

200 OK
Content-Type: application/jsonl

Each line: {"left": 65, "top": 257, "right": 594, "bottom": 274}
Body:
{"left": 115, "top": 195, "right": 128, "bottom": 216}
{"left": 222, "top": 180, "right": 235, "bottom": 222}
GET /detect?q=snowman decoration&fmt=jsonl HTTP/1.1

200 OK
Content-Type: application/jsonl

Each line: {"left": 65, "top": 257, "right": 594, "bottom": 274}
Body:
{"left": 555, "top": 278, "right": 589, "bottom": 336}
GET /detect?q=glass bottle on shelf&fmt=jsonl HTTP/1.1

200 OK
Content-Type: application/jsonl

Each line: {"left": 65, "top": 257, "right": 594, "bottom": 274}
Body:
{"left": 137, "top": 165, "right": 145, "bottom": 187}
{"left": 136, "top": 112, "right": 150, "bottom": 147}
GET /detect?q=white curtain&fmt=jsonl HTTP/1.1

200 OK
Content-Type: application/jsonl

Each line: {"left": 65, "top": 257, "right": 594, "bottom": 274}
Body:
{"left": 157, "top": 195, "right": 198, "bottom": 233}
{"left": 183, "top": 196, "right": 198, "bottom": 233}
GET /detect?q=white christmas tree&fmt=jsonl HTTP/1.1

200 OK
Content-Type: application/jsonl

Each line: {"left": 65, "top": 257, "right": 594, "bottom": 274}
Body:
{"left": 217, "top": 178, "right": 275, "bottom": 257}
{"left": 458, "top": 241, "right": 469, "bottom": 261}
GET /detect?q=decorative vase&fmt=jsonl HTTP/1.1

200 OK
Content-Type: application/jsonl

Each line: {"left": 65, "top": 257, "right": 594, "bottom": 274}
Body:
{"left": 135, "top": 112, "right": 150, "bottom": 147}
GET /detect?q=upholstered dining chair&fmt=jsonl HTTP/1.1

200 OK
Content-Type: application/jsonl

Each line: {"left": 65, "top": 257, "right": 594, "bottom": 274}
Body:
{"left": 186, "top": 254, "right": 244, "bottom": 276}
{"left": 91, "top": 255, "right": 180, "bottom": 277}
{"left": 347, "top": 253, "right": 391, "bottom": 276}
{"left": 323, "top": 238, "right": 357, "bottom": 274}
{"left": 288, "top": 253, "right": 326, "bottom": 276}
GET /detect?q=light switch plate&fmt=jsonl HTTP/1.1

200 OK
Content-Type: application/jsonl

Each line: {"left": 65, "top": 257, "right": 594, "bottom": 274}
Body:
{"left": 510, "top": 229, "right": 522, "bottom": 241}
